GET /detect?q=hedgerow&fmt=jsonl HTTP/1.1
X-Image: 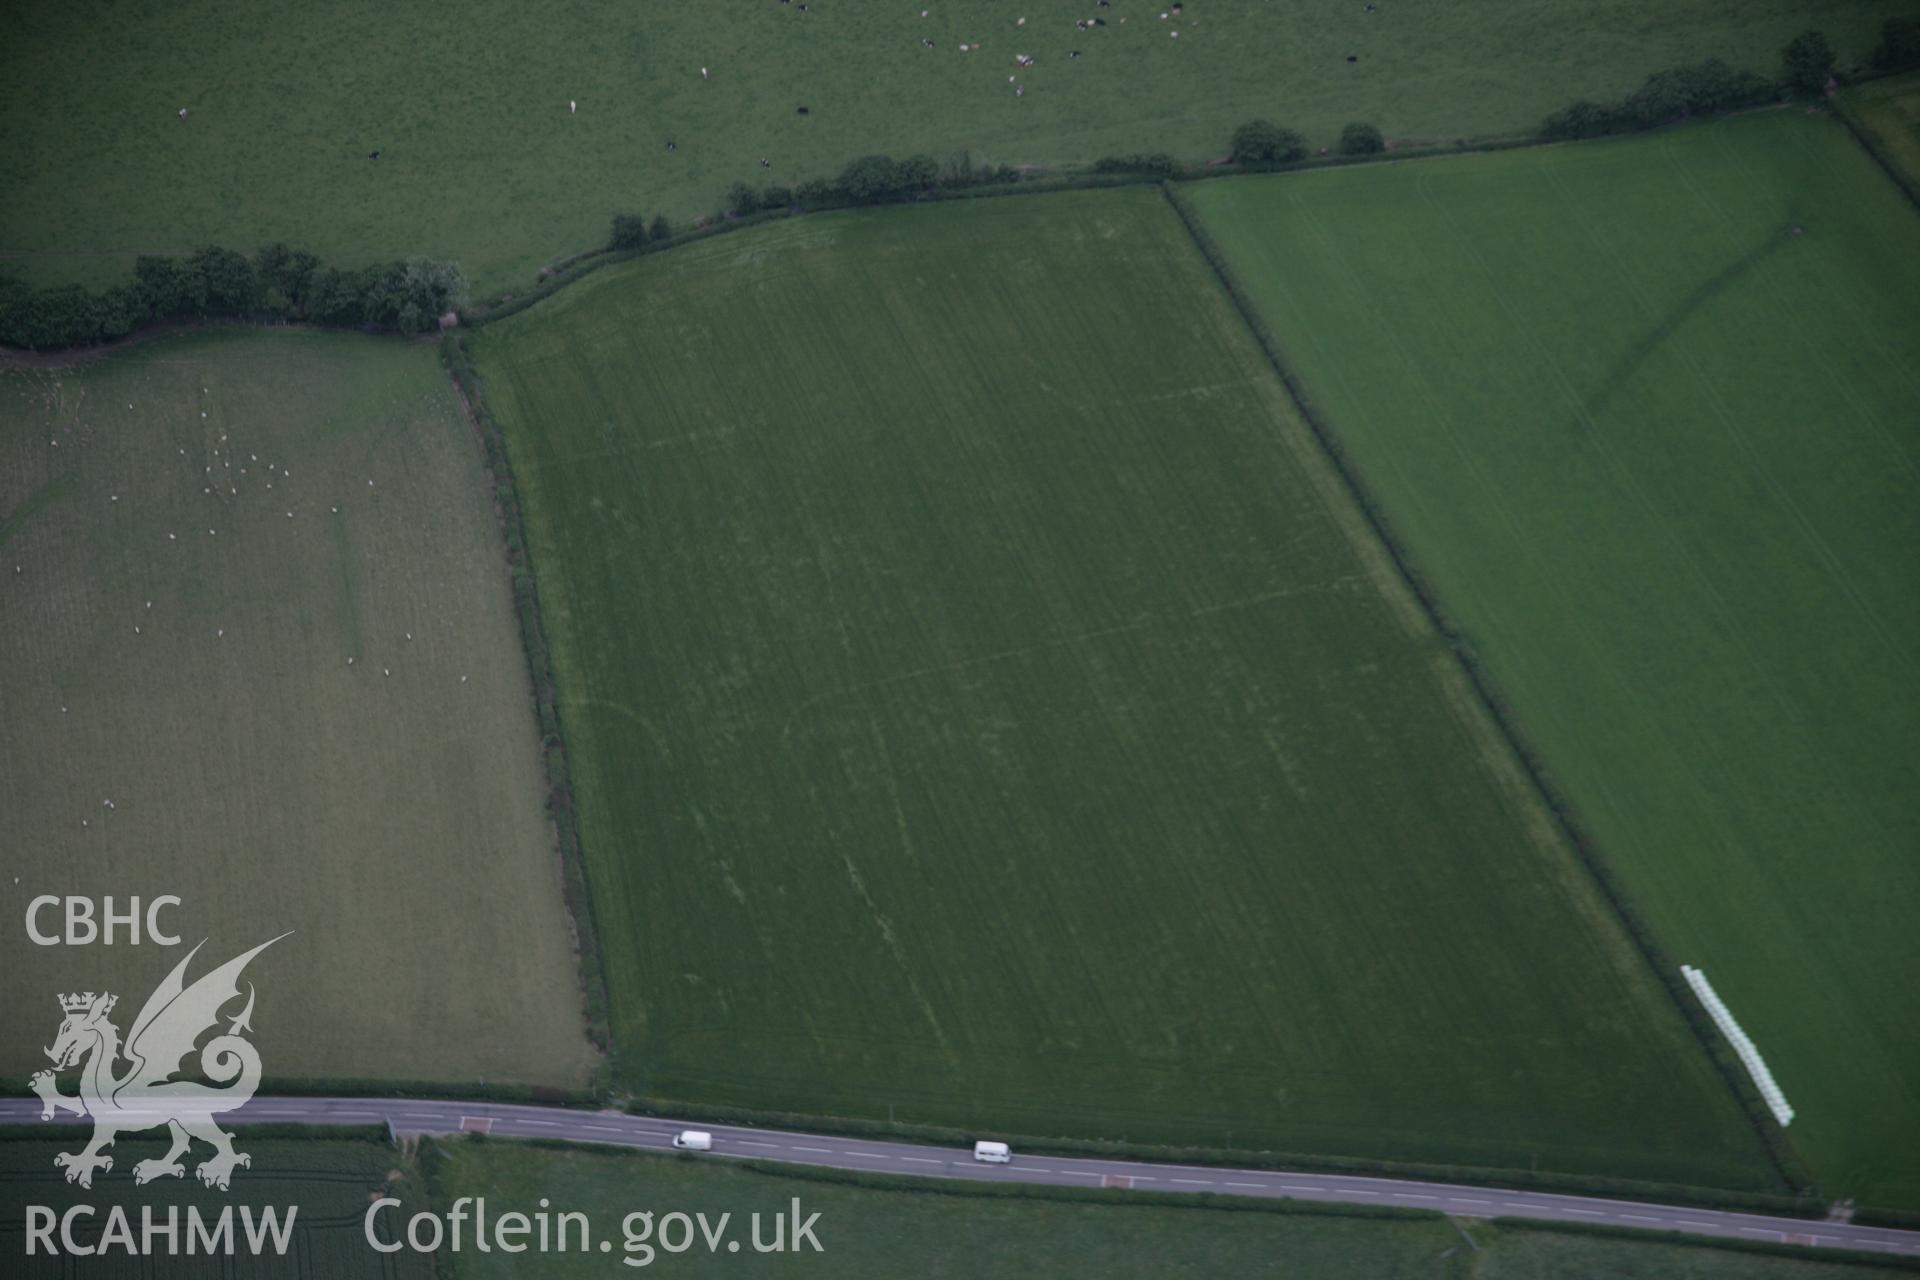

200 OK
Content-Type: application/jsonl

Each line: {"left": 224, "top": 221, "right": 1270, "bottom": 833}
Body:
{"left": 0, "top": 245, "right": 466, "bottom": 351}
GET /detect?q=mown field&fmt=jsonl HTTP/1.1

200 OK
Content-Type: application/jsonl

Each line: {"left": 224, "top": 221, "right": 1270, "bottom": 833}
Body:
{"left": 467, "top": 186, "right": 1775, "bottom": 1189}
{"left": 2, "top": 1, "right": 1909, "bottom": 297}
{"left": 435, "top": 1139, "right": 1903, "bottom": 1279}
{"left": 0, "top": 329, "right": 594, "bottom": 1087}
{"left": 1845, "top": 70, "right": 1920, "bottom": 193}
{"left": 0, "top": 1134, "right": 429, "bottom": 1278}
{"left": 1185, "top": 110, "right": 1920, "bottom": 1207}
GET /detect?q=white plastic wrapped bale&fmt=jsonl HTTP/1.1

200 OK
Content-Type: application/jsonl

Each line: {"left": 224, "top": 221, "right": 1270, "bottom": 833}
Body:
{"left": 1682, "top": 965, "right": 1795, "bottom": 1126}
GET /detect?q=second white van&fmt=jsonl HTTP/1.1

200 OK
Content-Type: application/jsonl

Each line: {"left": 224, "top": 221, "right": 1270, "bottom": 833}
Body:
{"left": 972, "top": 1140, "right": 1012, "bottom": 1164}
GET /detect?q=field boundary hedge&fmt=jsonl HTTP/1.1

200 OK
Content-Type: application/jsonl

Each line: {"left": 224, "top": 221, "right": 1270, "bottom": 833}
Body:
{"left": 442, "top": 333, "right": 615, "bottom": 1094}
{"left": 464, "top": 205, "right": 805, "bottom": 327}
{"left": 458, "top": 108, "right": 1800, "bottom": 333}
{"left": 620, "top": 1093, "right": 1819, "bottom": 1218}
{"left": 0, "top": 89, "right": 1800, "bottom": 355}
{"left": 1830, "top": 91, "right": 1920, "bottom": 213}
{"left": 460, "top": 136, "right": 1551, "bottom": 327}
{"left": 259, "top": 1076, "right": 599, "bottom": 1106}
{"left": 1484, "top": 1217, "right": 1920, "bottom": 1272}
{"left": 1154, "top": 179, "right": 1818, "bottom": 1208}
{"left": 730, "top": 1158, "right": 1430, "bottom": 1222}
{"left": 0, "top": 245, "right": 466, "bottom": 353}
{"left": 424, "top": 1132, "right": 1438, "bottom": 1225}
{"left": 414, "top": 1131, "right": 1920, "bottom": 1273}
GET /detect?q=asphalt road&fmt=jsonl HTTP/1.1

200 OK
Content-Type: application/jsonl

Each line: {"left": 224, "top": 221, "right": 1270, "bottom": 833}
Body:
{"left": 4, "top": 1096, "right": 1916, "bottom": 1259}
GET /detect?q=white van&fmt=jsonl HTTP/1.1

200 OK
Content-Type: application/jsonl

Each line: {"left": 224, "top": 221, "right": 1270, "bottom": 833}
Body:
{"left": 672, "top": 1130, "right": 713, "bottom": 1152}
{"left": 972, "top": 1140, "right": 1012, "bottom": 1164}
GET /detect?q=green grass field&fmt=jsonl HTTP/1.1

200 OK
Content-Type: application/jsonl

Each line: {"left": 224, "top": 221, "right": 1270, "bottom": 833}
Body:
{"left": 1474, "top": 1225, "right": 1920, "bottom": 1280}
{"left": 0, "top": 1134, "right": 430, "bottom": 1278}
{"left": 0, "top": 329, "right": 594, "bottom": 1087}
{"left": 434, "top": 1139, "right": 1902, "bottom": 1279}
{"left": 432, "top": 1140, "right": 1455, "bottom": 1278}
{"left": 2, "top": 1, "right": 1909, "bottom": 297}
{"left": 1185, "top": 110, "right": 1920, "bottom": 1207}
{"left": 1845, "top": 71, "right": 1920, "bottom": 193}
{"left": 466, "top": 186, "right": 1776, "bottom": 1190}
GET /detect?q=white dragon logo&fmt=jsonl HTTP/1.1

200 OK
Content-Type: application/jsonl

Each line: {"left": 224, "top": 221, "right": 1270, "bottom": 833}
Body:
{"left": 29, "top": 935, "right": 287, "bottom": 1191}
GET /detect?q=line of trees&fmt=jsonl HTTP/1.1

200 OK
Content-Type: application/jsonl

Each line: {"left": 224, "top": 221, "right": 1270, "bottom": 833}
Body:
{"left": 0, "top": 245, "right": 467, "bottom": 351}
{"left": 609, "top": 213, "right": 671, "bottom": 250}
{"left": 1226, "top": 24, "right": 1917, "bottom": 160}
{"left": 1226, "top": 119, "right": 1385, "bottom": 166}
{"left": 1538, "top": 27, "right": 1908, "bottom": 142}
{"left": 701, "top": 151, "right": 1024, "bottom": 227}
{"left": 1541, "top": 58, "right": 1777, "bottom": 140}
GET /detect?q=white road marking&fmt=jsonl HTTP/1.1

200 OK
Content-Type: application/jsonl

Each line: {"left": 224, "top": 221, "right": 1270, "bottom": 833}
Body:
{"left": 584, "top": 1125, "right": 625, "bottom": 1133}
{"left": 899, "top": 1156, "right": 942, "bottom": 1165}
{"left": 1677, "top": 1221, "right": 1716, "bottom": 1230}
{"left": 790, "top": 1145, "right": 831, "bottom": 1154}
{"left": 1564, "top": 1209, "right": 1603, "bottom": 1217}
{"left": 1053, "top": 1170, "right": 1100, "bottom": 1179}
{"left": 1171, "top": 1178, "right": 1214, "bottom": 1186}
{"left": 1503, "top": 1202, "right": 1536, "bottom": 1210}
{"left": 1281, "top": 1185, "right": 1318, "bottom": 1193}
{"left": 1337, "top": 1189, "right": 1378, "bottom": 1197}
{"left": 1225, "top": 1181, "right": 1266, "bottom": 1189}
{"left": 1397, "top": 1193, "right": 1437, "bottom": 1201}
{"left": 842, "top": 1150, "right": 887, "bottom": 1159}
{"left": 1453, "top": 1197, "right": 1492, "bottom": 1206}
{"left": 1621, "top": 1214, "right": 1661, "bottom": 1223}
{"left": 735, "top": 1140, "right": 779, "bottom": 1149}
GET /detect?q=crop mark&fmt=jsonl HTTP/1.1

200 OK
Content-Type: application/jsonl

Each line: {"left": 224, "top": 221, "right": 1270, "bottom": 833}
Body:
{"left": 1582, "top": 224, "right": 1798, "bottom": 424}
{"left": 777, "top": 584, "right": 1343, "bottom": 742}
{"left": 841, "top": 851, "right": 952, "bottom": 1053}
